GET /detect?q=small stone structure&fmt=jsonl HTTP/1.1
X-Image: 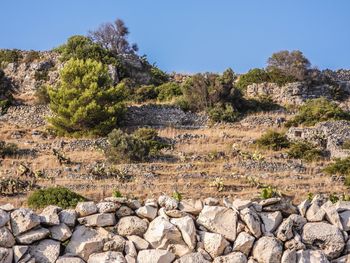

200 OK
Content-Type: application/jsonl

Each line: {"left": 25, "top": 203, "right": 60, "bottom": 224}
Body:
{"left": 286, "top": 120, "right": 350, "bottom": 158}
{"left": 1, "top": 195, "right": 350, "bottom": 262}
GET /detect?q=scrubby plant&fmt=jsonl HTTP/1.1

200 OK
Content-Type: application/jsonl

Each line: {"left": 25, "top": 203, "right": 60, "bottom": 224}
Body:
{"left": 209, "top": 177, "right": 225, "bottom": 192}
{"left": 48, "top": 59, "right": 126, "bottom": 136}
{"left": 0, "top": 49, "right": 23, "bottom": 64}
{"left": 150, "top": 66, "right": 169, "bottom": 86}
{"left": 156, "top": 82, "right": 182, "bottom": 102}
{"left": 341, "top": 139, "right": 350, "bottom": 150}
{"left": 236, "top": 68, "right": 270, "bottom": 90}
{"left": 260, "top": 186, "right": 280, "bottom": 199}
{"left": 256, "top": 130, "right": 290, "bottom": 151}
{"left": 245, "top": 95, "right": 280, "bottom": 112}
{"left": 285, "top": 98, "right": 350, "bottom": 127}
{"left": 208, "top": 103, "right": 240, "bottom": 123}
{"left": 113, "top": 190, "right": 123, "bottom": 198}
{"left": 134, "top": 85, "right": 158, "bottom": 103}
{"left": 27, "top": 187, "right": 85, "bottom": 209}
{"left": 324, "top": 157, "right": 350, "bottom": 177}
{"left": 287, "top": 141, "right": 324, "bottom": 162}
{"left": 172, "top": 191, "right": 182, "bottom": 202}
{"left": 132, "top": 127, "right": 169, "bottom": 154}
{"left": 35, "top": 85, "right": 51, "bottom": 105}
{"left": 0, "top": 141, "right": 18, "bottom": 157}
{"left": 23, "top": 50, "right": 40, "bottom": 63}
{"left": 0, "top": 69, "right": 14, "bottom": 113}
{"left": 34, "top": 70, "right": 49, "bottom": 81}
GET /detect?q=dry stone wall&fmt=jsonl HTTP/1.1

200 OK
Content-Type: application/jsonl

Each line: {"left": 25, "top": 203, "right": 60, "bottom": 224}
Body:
{"left": 1, "top": 195, "right": 350, "bottom": 262}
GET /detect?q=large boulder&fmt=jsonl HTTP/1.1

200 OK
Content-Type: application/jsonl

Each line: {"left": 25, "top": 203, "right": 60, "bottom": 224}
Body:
{"left": 136, "top": 205, "right": 158, "bottom": 221}
{"left": 127, "top": 235, "right": 149, "bottom": 250}
{"left": 75, "top": 202, "right": 98, "bottom": 217}
{"left": 240, "top": 208, "right": 261, "bottom": 238}
{"left": 0, "top": 227, "right": 15, "bottom": 247}
{"left": 252, "top": 236, "right": 283, "bottom": 263}
{"left": 0, "top": 209, "right": 10, "bottom": 227}
{"left": 49, "top": 223, "right": 72, "bottom": 242}
{"left": 179, "top": 199, "right": 203, "bottom": 215}
{"left": 65, "top": 225, "right": 108, "bottom": 261}
{"left": 117, "top": 216, "right": 148, "bottom": 237}
{"left": 260, "top": 211, "right": 283, "bottom": 233}
{"left": 213, "top": 252, "right": 247, "bottom": 263}
{"left": 137, "top": 249, "right": 175, "bottom": 263}
{"left": 16, "top": 227, "right": 50, "bottom": 244}
{"left": 88, "top": 251, "right": 126, "bottom": 263}
{"left": 199, "top": 231, "right": 229, "bottom": 259}
{"left": 29, "top": 239, "right": 60, "bottom": 263}
{"left": 158, "top": 195, "right": 179, "bottom": 210}
{"left": 78, "top": 213, "right": 116, "bottom": 227}
{"left": 197, "top": 206, "right": 238, "bottom": 241}
{"left": 97, "top": 202, "right": 121, "bottom": 213}
{"left": 103, "top": 235, "right": 125, "bottom": 252}
{"left": 302, "top": 222, "right": 345, "bottom": 259}
{"left": 232, "top": 232, "right": 255, "bottom": 256}
{"left": 170, "top": 216, "right": 197, "bottom": 249}
{"left": 10, "top": 208, "right": 40, "bottom": 236}
{"left": 59, "top": 209, "right": 77, "bottom": 227}
{"left": 276, "top": 214, "right": 307, "bottom": 242}
{"left": 39, "top": 205, "right": 61, "bottom": 226}
{"left": 144, "top": 216, "right": 191, "bottom": 257}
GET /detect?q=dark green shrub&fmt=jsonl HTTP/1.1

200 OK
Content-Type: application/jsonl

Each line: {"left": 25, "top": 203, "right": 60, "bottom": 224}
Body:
{"left": 35, "top": 85, "right": 51, "bottom": 105}
{"left": 172, "top": 191, "right": 182, "bottom": 201}
{"left": 256, "top": 131, "right": 290, "bottom": 151}
{"left": 34, "top": 70, "right": 49, "bottom": 81}
{"left": 133, "top": 127, "right": 169, "bottom": 154}
{"left": 23, "top": 51, "right": 40, "bottom": 63}
{"left": 0, "top": 49, "right": 23, "bottom": 64}
{"left": 208, "top": 103, "right": 240, "bottom": 123}
{"left": 150, "top": 66, "right": 169, "bottom": 86}
{"left": 0, "top": 141, "right": 18, "bottom": 157}
{"left": 285, "top": 98, "right": 350, "bottom": 127}
{"left": 48, "top": 59, "right": 127, "bottom": 136}
{"left": 156, "top": 82, "right": 182, "bottom": 102}
{"left": 28, "top": 187, "right": 85, "bottom": 209}
{"left": 342, "top": 140, "right": 350, "bottom": 150}
{"left": 266, "top": 68, "right": 297, "bottom": 87}
{"left": 236, "top": 68, "right": 270, "bottom": 90}
{"left": 134, "top": 85, "right": 158, "bottom": 102}
{"left": 324, "top": 157, "right": 350, "bottom": 176}
{"left": 245, "top": 95, "right": 280, "bottom": 112}
{"left": 113, "top": 190, "right": 123, "bottom": 197}
{"left": 260, "top": 186, "right": 280, "bottom": 199}
{"left": 287, "top": 141, "right": 324, "bottom": 162}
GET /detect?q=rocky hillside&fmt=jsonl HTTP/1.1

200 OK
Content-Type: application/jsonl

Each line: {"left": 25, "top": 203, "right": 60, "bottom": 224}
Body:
{"left": 1, "top": 194, "right": 350, "bottom": 263}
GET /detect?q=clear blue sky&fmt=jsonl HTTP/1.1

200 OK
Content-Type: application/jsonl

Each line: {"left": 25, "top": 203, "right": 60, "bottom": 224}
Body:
{"left": 1, "top": 0, "right": 349, "bottom": 73}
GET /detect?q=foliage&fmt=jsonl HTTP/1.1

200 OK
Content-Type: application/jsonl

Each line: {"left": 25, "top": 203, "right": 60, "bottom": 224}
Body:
{"left": 104, "top": 128, "right": 168, "bottom": 163}
{"left": 23, "top": 50, "right": 40, "bottom": 63}
{"left": 0, "top": 69, "right": 14, "bottom": 113}
{"left": 244, "top": 95, "right": 280, "bottom": 113}
{"left": 256, "top": 130, "right": 290, "bottom": 151}
{"left": 35, "top": 85, "right": 51, "bottom": 105}
{"left": 260, "top": 186, "right": 280, "bottom": 199}
{"left": 209, "top": 177, "right": 225, "bottom": 192}
{"left": 0, "top": 141, "right": 18, "bottom": 157}
{"left": 285, "top": 98, "right": 350, "bottom": 127}
{"left": 236, "top": 68, "right": 270, "bottom": 90}
{"left": 48, "top": 59, "right": 126, "bottom": 136}
{"left": 113, "top": 190, "right": 123, "bottom": 198}
{"left": 27, "top": 187, "right": 85, "bottom": 209}
{"left": 208, "top": 103, "right": 240, "bottom": 123}
{"left": 0, "top": 49, "right": 23, "bottom": 64}
{"left": 156, "top": 82, "right": 182, "bottom": 102}
{"left": 150, "top": 66, "right": 169, "bottom": 86}
{"left": 34, "top": 70, "right": 49, "bottom": 81}
{"left": 267, "top": 50, "right": 311, "bottom": 81}
{"left": 134, "top": 85, "right": 158, "bottom": 103}
{"left": 324, "top": 157, "right": 350, "bottom": 177}
{"left": 172, "top": 191, "right": 182, "bottom": 202}
{"left": 287, "top": 141, "right": 324, "bottom": 162}
{"left": 342, "top": 140, "right": 350, "bottom": 150}
{"left": 88, "top": 18, "right": 138, "bottom": 55}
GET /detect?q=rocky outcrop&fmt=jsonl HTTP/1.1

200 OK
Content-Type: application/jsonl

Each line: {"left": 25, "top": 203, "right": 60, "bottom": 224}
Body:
{"left": 1, "top": 195, "right": 350, "bottom": 262}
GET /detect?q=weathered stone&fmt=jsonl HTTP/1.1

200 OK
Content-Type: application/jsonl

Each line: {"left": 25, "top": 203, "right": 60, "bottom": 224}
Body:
{"left": 116, "top": 206, "right": 134, "bottom": 218}
{"left": 56, "top": 256, "right": 86, "bottom": 263}
{"left": 65, "top": 225, "right": 107, "bottom": 261}
{"left": 29, "top": 239, "right": 60, "bottom": 263}
{"left": 259, "top": 198, "right": 281, "bottom": 207}
{"left": 260, "top": 211, "right": 283, "bottom": 233}
{"left": 281, "top": 249, "right": 296, "bottom": 263}
{"left": 0, "top": 226, "right": 15, "bottom": 247}
{"left": 165, "top": 209, "right": 187, "bottom": 218}
{"left": 10, "top": 208, "right": 40, "bottom": 236}
{"left": 179, "top": 199, "right": 203, "bottom": 215}
{"left": 276, "top": 214, "right": 307, "bottom": 242}
{"left": 231, "top": 199, "right": 252, "bottom": 211}
{"left": 232, "top": 232, "right": 255, "bottom": 256}
{"left": 117, "top": 216, "right": 148, "bottom": 237}
{"left": 298, "top": 199, "right": 310, "bottom": 217}
{"left": 16, "top": 227, "right": 50, "bottom": 245}
{"left": 49, "top": 223, "right": 72, "bottom": 241}
{"left": 13, "top": 245, "right": 28, "bottom": 263}
{"left": 296, "top": 249, "right": 329, "bottom": 263}
{"left": 0, "top": 204, "right": 14, "bottom": 212}
{"left": 78, "top": 213, "right": 116, "bottom": 227}
{"left": 240, "top": 208, "right": 261, "bottom": 238}
{"left": 174, "top": 252, "right": 211, "bottom": 263}
{"left": 103, "top": 235, "right": 125, "bottom": 252}
{"left": 213, "top": 252, "right": 247, "bottom": 263}
{"left": 171, "top": 216, "right": 197, "bottom": 249}
{"left": 262, "top": 200, "right": 298, "bottom": 215}
{"left": 339, "top": 210, "right": 350, "bottom": 231}
{"left": 59, "top": 209, "right": 77, "bottom": 227}
{"left": 0, "top": 247, "right": 13, "bottom": 263}
{"left": 252, "top": 236, "right": 283, "bottom": 263}
{"left": 88, "top": 251, "right": 126, "bottom": 263}
{"left": 322, "top": 201, "right": 343, "bottom": 230}
{"left": 125, "top": 240, "right": 137, "bottom": 257}
{"left": 97, "top": 202, "right": 121, "bottom": 213}
{"left": 144, "top": 216, "right": 191, "bottom": 256}
{"left": 39, "top": 205, "right": 61, "bottom": 226}
{"left": 127, "top": 235, "right": 149, "bottom": 250}
{"left": 126, "top": 200, "right": 141, "bottom": 210}
{"left": 197, "top": 206, "right": 238, "bottom": 241}
{"left": 158, "top": 195, "right": 178, "bottom": 210}
{"left": 204, "top": 197, "right": 219, "bottom": 206}
{"left": 199, "top": 231, "right": 229, "bottom": 258}
{"left": 306, "top": 195, "right": 326, "bottom": 222}
{"left": 76, "top": 202, "right": 98, "bottom": 217}
{"left": 137, "top": 249, "right": 175, "bottom": 263}
{"left": 0, "top": 209, "right": 10, "bottom": 227}
{"left": 302, "top": 222, "right": 345, "bottom": 259}
{"left": 136, "top": 205, "right": 158, "bottom": 221}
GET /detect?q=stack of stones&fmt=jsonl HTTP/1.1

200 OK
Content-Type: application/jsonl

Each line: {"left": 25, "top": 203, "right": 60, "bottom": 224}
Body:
{"left": 1, "top": 194, "right": 350, "bottom": 262}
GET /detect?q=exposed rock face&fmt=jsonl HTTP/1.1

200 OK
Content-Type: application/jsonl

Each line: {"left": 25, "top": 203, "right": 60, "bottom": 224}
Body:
{"left": 2, "top": 195, "right": 350, "bottom": 262}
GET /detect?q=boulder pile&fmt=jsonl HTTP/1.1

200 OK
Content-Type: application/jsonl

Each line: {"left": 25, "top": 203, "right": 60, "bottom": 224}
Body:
{"left": 1, "top": 194, "right": 350, "bottom": 262}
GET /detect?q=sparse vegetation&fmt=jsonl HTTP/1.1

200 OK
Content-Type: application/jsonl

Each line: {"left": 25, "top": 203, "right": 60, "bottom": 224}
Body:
{"left": 0, "top": 49, "right": 23, "bottom": 64}
{"left": 113, "top": 190, "right": 123, "bottom": 198}
{"left": 35, "top": 85, "right": 51, "bottom": 104}
{"left": 0, "top": 141, "right": 18, "bottom": 158}
{"left": 256, "top": 130, "right": 290, "bottom": 151}
{"left": 260, "top": 186, "right": 280, "bottom": 199}
{"left": 172, "top": 191, "right": 182, "bottom": 201}
{"left": 156, "top": 82, "right": 182, "bottom": 102}
{"left": 23, "top": 50, "right": 40, "bottom": 63}
{"left": 287, "top": 141, "right": 324, "bottom": 162}
{"left": 285, "top": 98, "right": 350, "bottom": 127}
{"left": 27, "top": 187, "right": 85, "bottom": 209}
{"left": 324, "top": 157, "right": 350, "bottom": 178}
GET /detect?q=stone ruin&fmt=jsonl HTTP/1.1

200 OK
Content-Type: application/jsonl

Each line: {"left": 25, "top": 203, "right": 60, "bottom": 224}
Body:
{"left": 1, "top": 194, "right": 350, "bottom": 262}
{"left": 286, "top": 120, "right": 350, "bottom": 159}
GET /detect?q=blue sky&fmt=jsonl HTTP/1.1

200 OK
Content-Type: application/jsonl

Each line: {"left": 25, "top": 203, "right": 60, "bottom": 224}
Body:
{"left": 1, "top": 0, "right": 349, "bottom": 73}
